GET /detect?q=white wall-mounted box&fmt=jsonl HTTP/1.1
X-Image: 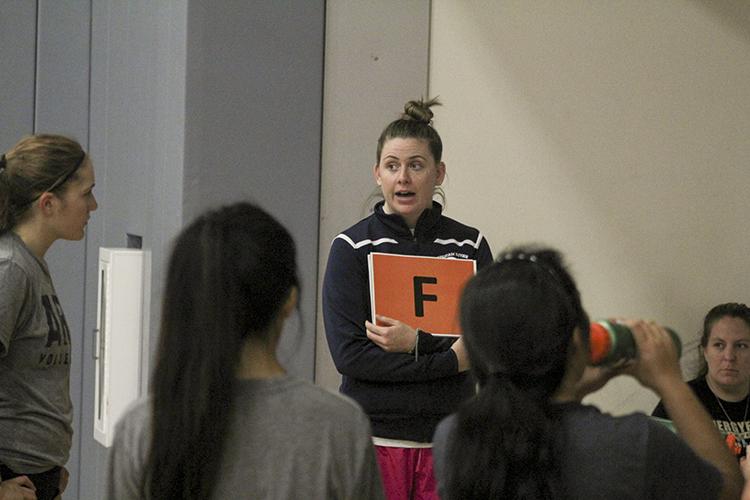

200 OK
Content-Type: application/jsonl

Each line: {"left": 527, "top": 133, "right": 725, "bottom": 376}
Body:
{"left": 94, "top": 248, "right": 150, "bottom": 447}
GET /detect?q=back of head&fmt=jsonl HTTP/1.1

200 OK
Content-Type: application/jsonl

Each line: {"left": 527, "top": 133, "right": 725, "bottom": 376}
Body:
{"left": 462, "top": 247, "right": 588, "bottom": 388}
{"left": 376, "top": 97, "right": 443, "bottom": 163}
{"left": 159, "top": 201, "right": 299, "bottom": 350}
{"left": 148, "top": 202, "right": 299, "bottom": 499}
{"left": 0, "top": 134, "right": 85, "bottom": 232}
{"left": 444, "top": 245, "right": 588, "bottom": 499}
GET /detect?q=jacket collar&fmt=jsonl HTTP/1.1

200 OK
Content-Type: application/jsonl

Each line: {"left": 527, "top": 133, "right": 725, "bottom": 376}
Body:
{"left": 373, "top": 200, "right": 443, "bottom": 240}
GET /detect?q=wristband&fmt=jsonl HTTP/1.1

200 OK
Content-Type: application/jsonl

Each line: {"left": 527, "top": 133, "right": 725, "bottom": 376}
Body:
{"left": 412, "top": 329, "right": 420, "bottom": 361}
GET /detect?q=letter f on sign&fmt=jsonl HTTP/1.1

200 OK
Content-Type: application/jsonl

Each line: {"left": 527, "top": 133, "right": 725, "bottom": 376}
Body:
{"left": 413, "top": 276, "right": 438, "bottom": 317}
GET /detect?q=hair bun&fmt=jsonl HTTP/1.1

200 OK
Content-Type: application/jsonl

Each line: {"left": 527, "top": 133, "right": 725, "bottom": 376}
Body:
{"left": 402, "top": 97, "right": 441, "bottom": 124}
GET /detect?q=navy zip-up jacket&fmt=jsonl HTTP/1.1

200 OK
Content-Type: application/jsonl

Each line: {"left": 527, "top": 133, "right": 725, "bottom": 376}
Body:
{"left": 322, "top": 201, "right": 492, "bottom": 441}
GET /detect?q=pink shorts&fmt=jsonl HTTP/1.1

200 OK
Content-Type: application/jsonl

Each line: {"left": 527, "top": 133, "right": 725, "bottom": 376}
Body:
{"left": 375, "top": 445, "right": 439, "bottom": 500}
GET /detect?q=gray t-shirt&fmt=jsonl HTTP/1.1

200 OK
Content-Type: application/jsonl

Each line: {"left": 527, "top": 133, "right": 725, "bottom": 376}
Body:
{"left": 433, "top": 403, "right": 723, "bottom": 500}
{"left": 108, "top": 375, "right": 385, "bottom": 499}
{"left": 0, "top": 231, "right": 73, "bottom": 473}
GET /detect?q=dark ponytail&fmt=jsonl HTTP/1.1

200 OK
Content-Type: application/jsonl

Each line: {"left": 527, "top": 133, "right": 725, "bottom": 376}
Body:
{"left": 445, "top": 376, "right": 562, "bottom": 498}
{"left": 443, "top": 246, "right": 588, "bottom": 499}
{"left": 145, "top": 202, "right": 299, "bottom": 499}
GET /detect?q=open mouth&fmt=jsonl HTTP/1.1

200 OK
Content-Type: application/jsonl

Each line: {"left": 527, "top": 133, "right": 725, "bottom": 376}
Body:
{"left": 395, "top": 191, "right": 415, "bottom": 199}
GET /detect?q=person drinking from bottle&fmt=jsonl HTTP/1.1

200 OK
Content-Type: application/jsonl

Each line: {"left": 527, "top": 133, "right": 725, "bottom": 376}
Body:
{"left": 432, "top": 245, "right": 742, "bottom": 500}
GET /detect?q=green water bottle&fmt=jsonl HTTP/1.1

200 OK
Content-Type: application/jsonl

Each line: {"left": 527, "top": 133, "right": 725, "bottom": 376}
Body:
{"left": 589, "top": 320, "right": 682, "bottom": 366}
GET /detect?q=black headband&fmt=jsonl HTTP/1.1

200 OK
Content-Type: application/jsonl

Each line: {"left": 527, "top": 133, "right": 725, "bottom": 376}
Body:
{"left": 24, "top": 152, "right": 87, "bottom": 205}
{"left": 41, "top": 152, "right": 87, "bottom": 193}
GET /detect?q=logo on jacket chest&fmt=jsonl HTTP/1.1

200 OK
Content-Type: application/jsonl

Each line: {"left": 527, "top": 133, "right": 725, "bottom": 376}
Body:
{"left": 437, "top": 252, "right": 469, "bottom": 260}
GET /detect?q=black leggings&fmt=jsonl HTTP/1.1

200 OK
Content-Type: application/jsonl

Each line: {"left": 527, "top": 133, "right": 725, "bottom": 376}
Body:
{"left": 0, "top": 463, "right": 61, "bottom": 500}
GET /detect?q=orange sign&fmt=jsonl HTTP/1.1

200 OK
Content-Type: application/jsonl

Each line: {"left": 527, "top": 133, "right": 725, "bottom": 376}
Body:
{"left": 368, "top": 253, "right": 476, "bottom": 336}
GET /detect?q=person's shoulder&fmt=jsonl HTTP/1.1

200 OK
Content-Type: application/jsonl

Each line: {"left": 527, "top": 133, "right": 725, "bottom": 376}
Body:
{"left": 285, "top": 377, "right": 369, "bottom": 421}
{"left": 686, "top": 377, "right": 707, "bottom": 390}
{"left": 0, "top": 233, "right": 40, "bottom": 276}
{"left": 562, "top": 403, "right": 655, "bottom": 438}
{"left": 339, "top": 214, "right": 373, "bottom": 234}
{"left": 431, "top": 413, "right": 458, "bottom": 484}
{"left": 118, "top": 397, "right": 150, "bottom": 423}
{"left": 560, "top": 405, "right": 719, "bottom": 500}
{"left": 283, "top": 380, "right": 375, "bottom": 438}
{"left": 332, "top": 214, "right": 373, "bottom": 241}
{"left": 330, "top": 213, "right": 395, "bottom": 251}
{"left": 433, "top": 214, "right": 490, "bottom": 256}
{"left": 559, "top": 404, "right": 675, "bottom": 469}
{"left": 437, "top": 213, "right": 480, "bottom": 232}
{"left": 436, "top": 214, "right": 487, "bottom": 241}
{"left": 600, "top": 405, "right": 650, "bottom": 421}
{"left": 0, "top": 231, "right": 13, "bottom": 258}
{"left": 110, "top": 397, "right": 152, "bottom": 456}
{"left": 433, "top": 413, "right": 457, "bottom": 447}
{"left": 0, "top": 247, "right": 32, "bottom": 286}
{"left": 601, "top": 408, "right": 682, "bottom": 446}
{"left": 684, "top": 377, "right": 713, "bottom": 400}
{"left": 114, "top": 398, "right": 151, "bottom": 440}
{"left": 0, "top": 233, "right": 23, "bottom": 265}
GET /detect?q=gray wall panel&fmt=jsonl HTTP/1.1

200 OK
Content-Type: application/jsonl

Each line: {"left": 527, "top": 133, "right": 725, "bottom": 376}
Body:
{"left": 35, "top": 0, "right": 90, "bottom": 136}
{"left": 79, "top": 2, "right": 188, "bottom": 498}
{"left": 183, "top": 0, "right": 325, "bottom": 379}
{"left": 76, "top": 1, "right": 111, "bottom": 494}
{"left": 0, "top": 1, "right": 36, "bottom": 149}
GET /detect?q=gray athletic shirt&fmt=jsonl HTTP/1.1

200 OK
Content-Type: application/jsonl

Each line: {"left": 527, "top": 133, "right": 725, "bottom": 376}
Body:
{"left": 108, "top": 375, "right": 385, "bottom": 499}
{"left": 0, "top": 231, "right": 73, "bottom": 473}
{"left": 433, "top": 403, "right": 723, "bottom": 500}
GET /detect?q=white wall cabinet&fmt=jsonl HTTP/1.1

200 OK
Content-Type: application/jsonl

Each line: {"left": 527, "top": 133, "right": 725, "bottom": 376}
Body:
{"left": 94, "top": 248, "right": 150, "bottom": 447}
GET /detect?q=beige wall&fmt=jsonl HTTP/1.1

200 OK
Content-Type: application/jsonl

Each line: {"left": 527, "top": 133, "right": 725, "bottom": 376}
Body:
{"left": 429, "top": 0, "right": 750, "bottom": 414}
{"left": 315, "top": 1, "right": 431, "bottom": 390}
{"left": 318, "top": 0, "right": 750, "bottom": 415}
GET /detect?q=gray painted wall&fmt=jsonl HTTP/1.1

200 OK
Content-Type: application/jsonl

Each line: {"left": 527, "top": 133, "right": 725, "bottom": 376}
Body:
{"left": 1, "top": 1, "right": 324, "bottom": 498}
{"left": 80, "top": 2, "right": 190, "bottom": 497}
{"left": 183, "top": 0, "right": 324, "bottom": 378}
{"left": 0, "top": 2, "right": 36, "bottom": 146}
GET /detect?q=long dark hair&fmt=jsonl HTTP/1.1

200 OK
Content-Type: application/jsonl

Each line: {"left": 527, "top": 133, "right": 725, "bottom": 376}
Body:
{"left": 145, "top": 202, "right": 299, "bottom": 499}
{"left": 444, "top": 245, "right": 588, "bottom": 499}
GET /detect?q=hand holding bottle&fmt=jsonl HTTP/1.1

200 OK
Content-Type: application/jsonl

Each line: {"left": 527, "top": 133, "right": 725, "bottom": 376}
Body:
{"left": 619, "top": 319, "right": 682, "bottom": 394}
{"left": 589, "top": 319, "right": 681, "bottom": 366}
